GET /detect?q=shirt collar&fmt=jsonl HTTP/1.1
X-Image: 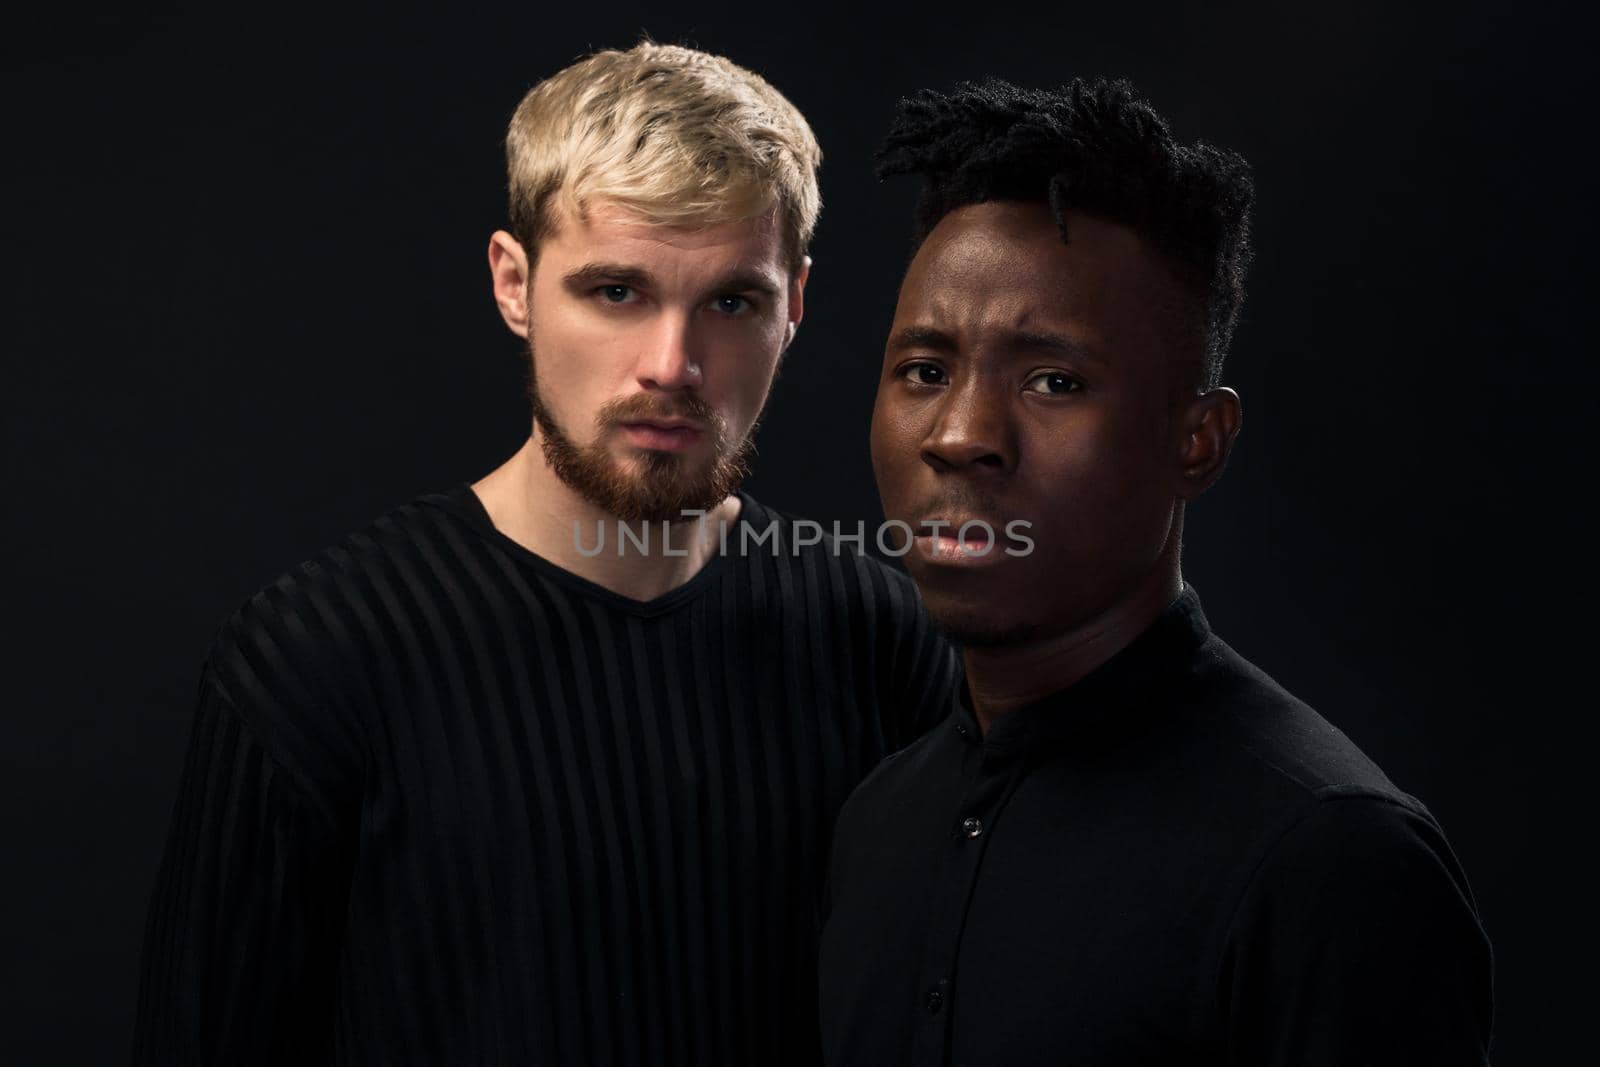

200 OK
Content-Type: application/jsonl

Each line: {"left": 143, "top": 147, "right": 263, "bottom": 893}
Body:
{"left": 954, "top": 583, "right": 1212, "bottom": 758}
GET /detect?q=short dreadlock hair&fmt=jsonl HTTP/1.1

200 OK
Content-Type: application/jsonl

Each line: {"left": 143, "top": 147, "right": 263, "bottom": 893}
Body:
{"left": 876, "top": 77, "right": 1254, "bottom": 390}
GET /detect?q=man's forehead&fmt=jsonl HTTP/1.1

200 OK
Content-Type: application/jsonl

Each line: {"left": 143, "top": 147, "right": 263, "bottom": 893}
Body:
{"left": 899, "top": 243, "right": 1083, "bottom": 341}
{"left": 912, "top": 202, "right": 1152, "bottom": 288}
{"left": 898, "top": 203, "right": 1173, "bottom": 343}
{"left": 550, "top": 198, "right": 782, "bottom": 254}
{"left": 901, "top": 281, "right": 1075, "bottom": 338}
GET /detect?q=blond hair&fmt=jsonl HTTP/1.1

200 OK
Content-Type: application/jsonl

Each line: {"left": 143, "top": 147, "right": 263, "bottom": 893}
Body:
{"left": 505, "top": 43, "right": 822, "bottom": 271}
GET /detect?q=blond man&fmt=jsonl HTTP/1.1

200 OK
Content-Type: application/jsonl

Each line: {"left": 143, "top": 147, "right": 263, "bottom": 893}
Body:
{"left": 132, "top": 43, "right": 957, "bottom": 1065}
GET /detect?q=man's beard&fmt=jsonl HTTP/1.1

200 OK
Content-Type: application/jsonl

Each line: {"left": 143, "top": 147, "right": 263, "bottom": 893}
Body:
{"left": 525, "top": 340, "right": 759, "bottom": 523}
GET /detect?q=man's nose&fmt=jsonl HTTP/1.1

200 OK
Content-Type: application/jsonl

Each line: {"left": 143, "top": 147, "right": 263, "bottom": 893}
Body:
{"left": 920, "top": 380, "right": 1014, "bottom": 473}
{"left": 636, "top": 312, "right": 703, "bottom": 392}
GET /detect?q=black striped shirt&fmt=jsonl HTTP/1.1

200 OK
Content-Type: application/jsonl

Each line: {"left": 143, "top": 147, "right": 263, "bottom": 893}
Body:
{"left": 133, "top": 485, "right": 959, "bottom": 1066}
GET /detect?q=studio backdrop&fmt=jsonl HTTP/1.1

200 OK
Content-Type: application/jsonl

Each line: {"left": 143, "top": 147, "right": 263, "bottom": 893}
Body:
{"left": 4, "top": 5, "right": 1586, "bottom": 1063}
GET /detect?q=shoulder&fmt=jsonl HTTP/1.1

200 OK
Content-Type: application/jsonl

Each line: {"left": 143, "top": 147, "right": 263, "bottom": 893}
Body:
{"left": 1249, "top": 790, "right": 1465, "bottom": 889}
{"left": 1223, "top": 789, "right": 1490, "bottom": 993}
{"left": 204, "top": 490, "right": 467, "bottom": 788}
{"left": 1178, "top": 637, "right": 1486, "bottom": 938}
{"left": 1151, "top": 629, "right": 1475, "bottom": 904}
{"left": 1182, "top": 633, "right": 1409, "bottom": 804}
{"left": 209, "top": 492, "right": 449, "bottom": 680}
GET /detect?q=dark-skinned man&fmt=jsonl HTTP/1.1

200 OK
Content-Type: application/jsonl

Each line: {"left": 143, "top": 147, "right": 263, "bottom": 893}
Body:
{"left": 818, "top": 78, "right": 1493, "bottom": 1066}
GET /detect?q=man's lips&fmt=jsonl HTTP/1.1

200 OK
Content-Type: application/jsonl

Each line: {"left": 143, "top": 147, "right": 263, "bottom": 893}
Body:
{"left": 617, "top": 419, "right": 707, "bottom": 452}
{"left": 910, "top": 517, "right": 1012, "bottom": 565}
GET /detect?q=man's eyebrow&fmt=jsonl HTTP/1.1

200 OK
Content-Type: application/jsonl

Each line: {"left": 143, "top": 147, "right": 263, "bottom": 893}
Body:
{"left": 886, "top": 325, "right": 1102, "bottom": 363}
{"left": 562, "top": 263, "right": 655, "bottom": 290}
{"left": 715, "top": 270, "right": 782, "bottom": 298}
{"left": 1007, "top": 329, "right": 1104, "bottom": 363}
{"left": 887, "top": 325, "right": 958, "bottom": 353}
{"left": 560, "top": 262, "right": 782, "bottom": 298}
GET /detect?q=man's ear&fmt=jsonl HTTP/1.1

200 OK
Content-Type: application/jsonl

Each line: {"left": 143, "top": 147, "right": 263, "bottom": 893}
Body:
{"left": 489, "top": 231, "right": 532, "bottom": 338}
{"left": 785, "top": 255, "right": 812, "bottom": 349}
{"left": 1176, "top": 386, "right": 1243, "bottom": 500}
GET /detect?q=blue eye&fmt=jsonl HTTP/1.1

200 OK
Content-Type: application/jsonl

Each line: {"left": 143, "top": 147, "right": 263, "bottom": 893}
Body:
{"left": 714, "top": 295, "right": 751, "bottom": 315}
{"left": 900, "top": 362, "right": 947, "bottom": 386}
{"left": 1024, "top": 371, "right": 1081, "bottom": 395}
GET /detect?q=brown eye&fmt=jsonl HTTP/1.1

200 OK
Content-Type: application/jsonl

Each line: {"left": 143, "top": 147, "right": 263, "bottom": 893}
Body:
{"left": 1023, "top": 370, "right": 1081, "bottom": 395}
{"left": 901, "top": 363, "right": 947, "bottom": 386}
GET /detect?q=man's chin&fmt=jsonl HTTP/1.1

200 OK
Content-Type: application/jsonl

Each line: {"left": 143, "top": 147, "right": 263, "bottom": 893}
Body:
{"left": 614, "top": 454, "right": 736, "bottom": 519}
{"left": 597, "top": 478, "right": 730, "bottom": 524}
{"left": 532, "top": 391, "right": 757, "bottom": 522}
{"left": 621, "top": 489, "right": 732, "bottom": 524}
{"left": 924, "top": 599, "right": 1041, "bottom": 650}
{"left": 586, "top": 456, "right": 743, "bottom": 523}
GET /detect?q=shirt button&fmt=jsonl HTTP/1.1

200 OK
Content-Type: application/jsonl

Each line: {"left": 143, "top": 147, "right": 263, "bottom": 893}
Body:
{"left": 926, "top": 988, "right": 945, "bottom": 1014}
{"left": 962, "top": 816, "right": 984, "bottom": 839}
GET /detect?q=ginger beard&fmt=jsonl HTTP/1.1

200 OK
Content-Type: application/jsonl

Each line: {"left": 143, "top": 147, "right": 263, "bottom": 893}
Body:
{"left": 524, "top": 336, "right": 760, "bottom": 523}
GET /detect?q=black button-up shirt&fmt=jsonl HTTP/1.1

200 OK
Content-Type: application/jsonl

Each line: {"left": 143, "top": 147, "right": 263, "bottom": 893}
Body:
{"left": 819, "top": 586, "right": 1493, "bottom": 1065}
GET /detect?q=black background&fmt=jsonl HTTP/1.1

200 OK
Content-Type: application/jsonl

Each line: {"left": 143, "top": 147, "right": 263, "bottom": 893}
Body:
{"left": 4, "top": 5, "right": 1586, "bottom": 1062}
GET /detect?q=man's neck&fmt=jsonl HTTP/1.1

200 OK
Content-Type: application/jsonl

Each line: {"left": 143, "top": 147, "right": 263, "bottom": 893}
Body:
{"left": 963, "top": 566, "right": 1184, "bottom": 736}
{"left": 471, "top": 437, "right": 741, "bottom": 603}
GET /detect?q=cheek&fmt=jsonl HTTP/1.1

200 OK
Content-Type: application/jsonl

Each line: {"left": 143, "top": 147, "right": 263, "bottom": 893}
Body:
{"left": 1022, "top": 413, "right": 1164, "bottom": 534}
{"left": 869, "top": 393, "right": 917, "bottom": 488}
{"left": 707, "top": 324, "right": 784, "bottom": 407}
{"left": 1069, "top": 444, "right": 1175, "bottom": 561}
{"left": 534, "top": 306, "right": 634, "bottom": 381}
